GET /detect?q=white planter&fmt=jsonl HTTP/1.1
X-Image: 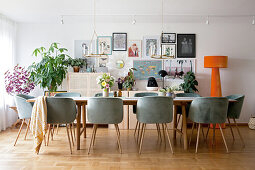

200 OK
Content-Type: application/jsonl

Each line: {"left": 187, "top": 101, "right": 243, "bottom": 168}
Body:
{"left": 248, "top": 117, "right": 255, "bottom": 130}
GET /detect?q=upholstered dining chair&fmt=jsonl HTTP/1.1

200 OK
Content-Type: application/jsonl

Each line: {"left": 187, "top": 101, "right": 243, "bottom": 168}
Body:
{"left": 136, "top": 96, "right": 174, "bottom": 154}
{"left": 87, "top": 98, "right": 123, "bottom": 154}
{"left": 133, "top": 92, "right": 158, "bottom": 138}
{"left": 226, "top": 94, "right": 245, "bottom": 147}
{"left": 14, "top": 94, "right": 35, "bottom": 146}
{"left": 46, "top": 98, "right": 77, "bottom": 154}
{"left": 94, "top": 92, "right": 114, "bottom": 97}
{"left": 188, "top": 97, "right": 229, "bottom": 153}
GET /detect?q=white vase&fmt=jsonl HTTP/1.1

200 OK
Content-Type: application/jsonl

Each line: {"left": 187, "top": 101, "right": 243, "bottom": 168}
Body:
{"left": 103, "top": 89, "right": 109, "bottom": 97}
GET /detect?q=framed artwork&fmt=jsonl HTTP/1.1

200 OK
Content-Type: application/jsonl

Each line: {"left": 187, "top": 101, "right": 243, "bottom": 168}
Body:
{"left": 142, "top": 36, "right": 160, "bottom": 59}
{"left": 97, "top": 36, "right": 112, "bottom": 55}
{"left": 161, "top": 33, "right": 176, "bottom": 43}
{"left": 133, "top": 60, "right": 162, "bottom": 80}
{"left": 44, "top": 91, "right": 67, "bottom": 97}
{"left": 164, "top": 59, "right": 196, "bottom": 79}
{"left": 177, "top": 34, "right": 196, "bottom": 58}
{"left": 161, "top": 44, "right": 176, "bottom": 58}
{"left": 112, "top": 33, "right": 127, "bottom": 51}
{"left": 128, "top": 40, "right": 141, "bottom": 58}
{"left": 97, "top": 57, "right": 108, "bottom": 67}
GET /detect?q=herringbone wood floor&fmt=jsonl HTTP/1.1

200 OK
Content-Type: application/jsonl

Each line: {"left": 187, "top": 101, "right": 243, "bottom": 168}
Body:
{"left": 0, "top": 125, "right": 255, "bottom": 170}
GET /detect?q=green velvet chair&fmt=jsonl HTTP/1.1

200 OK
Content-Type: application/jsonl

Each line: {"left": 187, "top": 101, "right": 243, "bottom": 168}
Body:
{"left": 54, "top": 92, "right": 81, "bottom": 97}
{"left": 94, "top": 92, "right": 114, "bottom": 97}
{"left": 188, "top": 97, "right": 229, "bottom": 153}
{"left": 136, "top": 96, "right": 173, "bottom": 154}
{"left": 46, "top": 98, "right": 77, "bottom": 154}
{"left": 133, "top": 92, "right": 158, "bottom": 137}
{"left": 14, "top": 94, "right": 35, "bottom": 146}
{"left": 226, "top": 95, "right": 245, "bottom": 147}
{"left": 87, "top": 98, "right": 123, "bottom": 154}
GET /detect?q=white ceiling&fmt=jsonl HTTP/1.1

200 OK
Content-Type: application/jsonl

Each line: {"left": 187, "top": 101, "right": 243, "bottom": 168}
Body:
{"left": 0, "top": 0, "right": 254, "bottom": 23}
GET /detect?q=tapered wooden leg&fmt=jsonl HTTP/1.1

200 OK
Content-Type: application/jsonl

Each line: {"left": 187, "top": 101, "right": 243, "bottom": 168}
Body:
{"left": 195, "top": 123, "right": 201, "bottom": 153}
{"left": 162, "top": 124, "right": 166, "bottom": 146}
{"left": 227, "top": 118, "right": 235, "bottom": 141}
{"left": 69, "top": 124, "right": 74, "bottom": 146}
{"left": 134, "top": 121, "right": 138, "bottom": 136}
{"left": 66, "top": 124, "right": 72, "bottom": 154}
{"left": 24, "top": 119, "right": 31, "bottom": 140}
{"left": 76, "top": 104, "right": 81, "bottom": 150}
{"left": 233, "top": 118, "right": 245, "bottom": 147}
{"left": 164, "top": 123, "right": 174, "bottom": 154}
{"left": 219, "top": 124, "right": 229, "bottom": 153}
{"left": 156, "top": 123, "right": 162, "bottom": 142}
{"left": 206, "top": 124, "right": 210, "bottom": 140}
{"left": 173, "top": 105, "right": 177, "bottom": 140}
{"left": 139, "top": 123, "right": 146, "bottom": 154}
{"left": 88, "top": 124, "right": 96, "bottom": 155}
{"left": 189, "top": 122, "right": 195, "bottom": 147}
{"left": 14, "top": 119, "right": 25, "bottom": 146}
{"left": 182, "top": 105, "right": 188, "bottom": 150}
{"left": 212, "top": 124, "right": 216, "bottom": 146}
{"left": 82, "top": 104, "right": 86, "bottom": 138}
{"left": 72, "top": 123, "right": 76, "bottom": 140}
{"left": 114, "top": 124, "right": 122, "bottom": 154}
{"left": 47, "top": 124, "right": 51, "bottom": 146}
{"left": 92, "top": 124, "right": 98, "bottom": 146}
{"left": 50, "top": 125, "right": 54, "bottom": 141}
{"left": 137, "top": 122, "right": 141, "bottom": 143}
{"left": 56, "top": 124, "right": 59, "bottom": 135}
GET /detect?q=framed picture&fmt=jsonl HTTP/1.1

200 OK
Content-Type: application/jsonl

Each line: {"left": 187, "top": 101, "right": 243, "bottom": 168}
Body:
{"left": 161, "top": 33, "right": 176, "bottom": 43}
{"left": 97, "top": 36, "right": 112, "bottom": 55}
{"left": 44, "top": 91, "right": 67, "bottom": 97}
{"left": 97, "top": 57, "right": 108, "bottom": 67}
{"left": 143, "top": 36, "right": 160, "bottom": 59}
{"left": 161, "top": 44, "right": 176, "bottom": 58}
{"left": 177, "top": 34, "right": 196, "bottom": 58}
{"left": 133, "top": 60, "right": 162, "bottom": 80}
{"left": 127, "top": 40, "right": 141, "bottom": 58}
{"left": 112, "top": 33, "right": 127, "bottom": 51}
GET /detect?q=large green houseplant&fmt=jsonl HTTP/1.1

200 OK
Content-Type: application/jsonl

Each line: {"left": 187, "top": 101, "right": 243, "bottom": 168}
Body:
{"left": 29, "top": 42, "right": 69, "bottom": 92}
{"left": 180, "top": 71, "right": 198, "bottom": 93}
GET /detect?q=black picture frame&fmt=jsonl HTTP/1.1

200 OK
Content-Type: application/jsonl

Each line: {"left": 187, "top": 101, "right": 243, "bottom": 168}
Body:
{"left": 112, "top": 33, "right": 127, "bottom": 51}
{"left": 161, "top": 33, "right": 176, "bottom": 43}
{"left": 177, "top": 34, "right": 196, "bottom": 58}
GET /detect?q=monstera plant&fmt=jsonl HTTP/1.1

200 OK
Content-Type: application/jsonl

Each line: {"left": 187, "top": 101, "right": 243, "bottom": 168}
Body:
{"left": 180, "top": 71, "right": 198, "bottom": 93}
{"left": 29, "top": 42, "right": 69, "bottom": 92}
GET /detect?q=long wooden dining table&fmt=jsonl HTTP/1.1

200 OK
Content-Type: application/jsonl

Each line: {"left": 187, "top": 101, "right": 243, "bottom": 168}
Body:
{"left": 27, "top": 97, "right": 236, "bottom": 151}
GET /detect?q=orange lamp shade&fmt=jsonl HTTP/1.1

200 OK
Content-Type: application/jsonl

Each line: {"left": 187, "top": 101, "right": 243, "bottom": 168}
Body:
{"left": 204, "top": 56, "right": 228, "bottom": 68}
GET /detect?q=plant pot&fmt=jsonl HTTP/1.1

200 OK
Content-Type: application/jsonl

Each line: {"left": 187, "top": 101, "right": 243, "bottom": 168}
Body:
{"left": 248, "top": 117, "right": 255, "bottom": 130}
{"left": 166, "top": 92, "right": 176, "bottom": 98}
{"left": 158, "top": 92, "right": 166, "bottom": 96}
{"left": 103, "top": 89, "right": 109, "bottom": 97}
{"left": 73, "top": 66, "right": 80, "bottom": 72}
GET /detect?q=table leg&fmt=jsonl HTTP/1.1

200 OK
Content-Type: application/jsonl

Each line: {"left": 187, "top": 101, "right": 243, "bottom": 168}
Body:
{"left": 76, "top": 104, "right": 81, "bottom": 150}
{"left": 182, "top": 104, "right": 188, "bottom": 150}
{"left": 173, "top": 105, "right": 177, "bottom": 140}
{"left": 82, "top": 104, "right": 86, "bottom": 138}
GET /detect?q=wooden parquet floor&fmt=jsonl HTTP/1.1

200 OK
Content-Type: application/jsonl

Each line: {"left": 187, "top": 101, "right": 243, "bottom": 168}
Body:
{"left": 0, "top": 126, "right": 255, "bottom": 170}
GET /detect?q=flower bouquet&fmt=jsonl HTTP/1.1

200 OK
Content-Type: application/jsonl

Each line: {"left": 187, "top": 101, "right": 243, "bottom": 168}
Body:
{"left": 96, "top": 73, "right": 115, "bottom": 97}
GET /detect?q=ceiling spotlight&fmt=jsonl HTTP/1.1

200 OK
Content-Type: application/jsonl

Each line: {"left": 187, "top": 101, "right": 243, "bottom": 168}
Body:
{"left": 60, "top": 15, "right": 64, "bottom": 25}
{"left": 206, "top": 16, "right": 209, "bottom": 25}
{"left": 132, "top": 15, "right": 136, "bottom": 25}
{"left": 252, "top": 16, "right": 255, "bottom": 25}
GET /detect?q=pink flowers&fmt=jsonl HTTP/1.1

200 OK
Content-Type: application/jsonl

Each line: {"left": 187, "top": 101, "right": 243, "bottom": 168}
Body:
{"left": 4, "top": 64, "right": 35, "bottom": 95}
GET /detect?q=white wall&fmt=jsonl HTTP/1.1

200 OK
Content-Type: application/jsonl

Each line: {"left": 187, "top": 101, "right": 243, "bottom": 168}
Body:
{"left": 16, "top": 20, "right": 255, "bottom": 122}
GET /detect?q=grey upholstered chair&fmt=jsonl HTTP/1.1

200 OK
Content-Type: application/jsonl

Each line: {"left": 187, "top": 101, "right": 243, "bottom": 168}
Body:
{"left": 133, "top": 92, "right": 158, "bottom": 138}
{"left": 87, "top": 98, "right": 123, "bottom": 154}
{"left": 188, "top": 97, "right": 229, "bottom": 153}
{"left": 14, "top": 94, "right": 35, "bottom": 146}
{"left": 46, "top": 98, "right": 77, "bottom": 154}
{"left": 226, "top": 95, "right": 245, "bottom": 147}
{"left": 94, "top": 92, "right": 114, "bottom": 97}
{"left": 54, "top": 92, "right": 81, "bottom": 97}
{"left": 136, "top": 96, "right": 174, "bottom": 154}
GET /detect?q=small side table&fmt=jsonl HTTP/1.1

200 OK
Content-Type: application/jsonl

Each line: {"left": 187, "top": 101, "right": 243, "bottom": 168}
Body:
{"left": 9, "top": 106, "right": 27, "bottom": 128}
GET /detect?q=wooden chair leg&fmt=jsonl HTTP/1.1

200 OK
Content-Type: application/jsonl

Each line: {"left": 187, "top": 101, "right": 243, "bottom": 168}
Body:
{"left": 189, "top": 122, "right": 195, "bottom": 147}
{"left": 227, "top": 118, "right": 235, "bottom": 141}
{"left": 205, "top": 124, "right": 210, "bottom": 140}
{"left": 195, "top": 123, "right": 201, "bottom": 153}
{"left": 139, "top": 123, "right": 146, "bottom": 154}
{"left": 134, "top": 121, "right": 138, "bottom": 136}
{"left": 72, "top": 123, "right": 76, "bottom": 141}
{"left": 212, "top": 124, "right": 216, "bottom": 146}
{"left": 114, "top": 124, "right": 122, "bottom": 154}
{"left": 233, "top": 118, "right": 245, "bottom": 147}
{"left": 161, "top": 124, "right": 166, "bottom": 146}
{"left": 218, "top": 124, "right": 229, "bottom": 153}
{"left": 137, "top": 122, "right": 141, "bottom": 143}
{"left": 50, "top": 125, "right": 54, "bottom": 141}
{"left": 24, "top": 119, "right": 31, "bottom": 140}
{"left": 156, "top": 123, "right": 162, "bottom": 142}
{"left": 66, "top": 124, "right": 72, "bottom": 154}
{"left": 88, "top": 124, "right": 96, "bottom": 155}
{"left": 14, "top": 119, "right": 25, "bottom": 146}
{"left": 44, "top": 135, "right": 46, "bottom": 146}
{"left": 69, "top": 124, "right": 74, "bottom": 146}
{"left": 56, "top": 124, "right": 59, "bottom": 135}
{"left": 92, "top": 124, "right": 98, "bottom": 146}
{"left": 164, "top": 123, "right": 174, "bottom": 154}
{"left": 201, "top": 125, "right": 206, "bottom": 142}
{"left": 47, "top": 124, "right": 51, "bottom": 146}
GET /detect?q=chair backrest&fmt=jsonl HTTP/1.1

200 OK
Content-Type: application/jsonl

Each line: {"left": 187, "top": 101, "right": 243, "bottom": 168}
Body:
{"left": 133, "top": 92, "right": 158, "bottom": 113}
{"left": 87, "top": 98, "right": 123, "bottom": 124}
{"left": 226, "top": 94, "right": 245, "bottom": 119}
{"left": 54, "top": 92, "right": 81, "bottom": 97}
{"left": 137, "top": 96, "right": 173, "bottom": 124}
{"left": 14, "top": 94, "right": 34, "bottom": 119}
{"left": 188, "top": 97, "right": 229, "bottom": 124}
{"left": 46, "top": 98, "right": 77, "bottom": 124}
{"left": 176, "top": 93, "right": 200, "bottom": 97}
{"left": 94, "top": 92, "right": 114, "bottom": 97}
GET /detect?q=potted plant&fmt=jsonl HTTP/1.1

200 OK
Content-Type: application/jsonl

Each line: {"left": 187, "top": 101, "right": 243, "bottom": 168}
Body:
{"left": 66, "top": 58, "right": 86, "bottom": 72}
{"left": 158, "top": 88, "right": 166, "bottom": 96}
{"left": 4, "top": 64, "right": 35, "bottom": 95}
{"left": 123, "top": 68, "right": 137, "bottom": 91}
{"left": 166, "top": 86, "right": 179, "bottom": 98}
{"left": 28, "top": 42, "right": 69, "bottom": 92}
{"left": 96, "top": 73, "right": 115, "bottom": 97}
{"left": 180, "top": 71, "right": 198, "bottom": 93}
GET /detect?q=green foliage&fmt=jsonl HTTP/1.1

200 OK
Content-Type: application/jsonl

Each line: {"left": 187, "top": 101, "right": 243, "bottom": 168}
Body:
{"left": 180, "top": 71, "right": 198, "bottom": 93}
{"left": 28, "top": 42, "right": 69, "bottom": 92}
{"left": 159, "top": 88, "right": 166, "bottom": 92}
{"left": 123, "top": 68, "right": 137, "bottom": 89}
{"left": 66, "top": 58, "right": 86, "bottom": 67}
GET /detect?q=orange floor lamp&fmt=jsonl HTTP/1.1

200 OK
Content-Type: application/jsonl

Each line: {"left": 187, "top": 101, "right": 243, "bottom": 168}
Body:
{"left": 204, "top": 56, "right": 228, "bottom": 97}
